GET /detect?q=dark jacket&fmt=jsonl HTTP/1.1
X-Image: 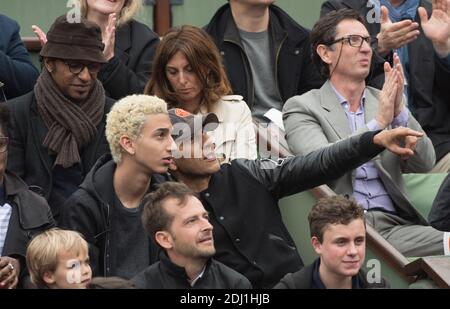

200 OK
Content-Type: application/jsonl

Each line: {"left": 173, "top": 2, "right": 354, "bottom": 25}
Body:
{"left": 1, "top": 170, "right": 55, "bottom": 284}
{"left": 0, "top": 14, "right": 39, "bottom": 100}
{"left": 6, "top": 91, "right": 114, "bottom": 221}
{"left": 321, "top": 0, "right": 450, "bottom": 161}
{"left": 204, "top": 4, "right": 323, "bottom": 109}
{"left": 61, "top": 154, "right": 169, "bottom": 277}
{"left": 132, "top": 252, "right": 252, "bottom": 289}
{"left": 195, "top": 130, "right": 384, "bottom": 288}
{"left": 274, "top": 258, "right": 389, "bottom": 289}
{"left": 429, "top": 173, "right": 450, "bottom": 231}
{"left": 97, "top": 19, "right": 159, "bottom": 100}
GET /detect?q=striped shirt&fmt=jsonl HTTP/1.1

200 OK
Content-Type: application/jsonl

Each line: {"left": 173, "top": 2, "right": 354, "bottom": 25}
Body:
{"left": 0, "top": 185, "right": 11, "bottom": 255}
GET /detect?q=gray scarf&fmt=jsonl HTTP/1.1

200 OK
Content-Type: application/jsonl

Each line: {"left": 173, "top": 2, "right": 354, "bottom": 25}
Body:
{"left": 34, "top": 69, "right": 105, "bottom": 168}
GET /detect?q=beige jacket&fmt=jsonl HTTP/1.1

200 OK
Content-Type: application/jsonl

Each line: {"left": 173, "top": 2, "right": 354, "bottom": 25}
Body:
{"left": 201, "top": 95, "right": 257, "bottom": 163}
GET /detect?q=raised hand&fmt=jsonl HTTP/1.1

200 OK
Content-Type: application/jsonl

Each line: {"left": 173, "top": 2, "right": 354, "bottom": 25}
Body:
{"left": 31, "top": 25, "right": 47, "bottom": 46}
{"left": 418, "top": 0, "right": 450, "bottom": 57}
{"left": 384, "top": 53, "right": 405, "bottom": 116}
{"left": 103, "top": 13, "right": 117, "bottom": 61}
{"left": 377, "top": 6, "right": 420, "bottom": 56}
{"left": 376, "top": 62, "right": 398, "bottom": 129}
{"left": 373, "top": 127, "right": 424, "bottom": 158}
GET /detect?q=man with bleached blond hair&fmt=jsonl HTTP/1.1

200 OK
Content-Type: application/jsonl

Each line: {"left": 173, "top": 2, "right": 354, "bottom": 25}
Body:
{"left": 62, "top": 94, "right": 174, "bottom": 279}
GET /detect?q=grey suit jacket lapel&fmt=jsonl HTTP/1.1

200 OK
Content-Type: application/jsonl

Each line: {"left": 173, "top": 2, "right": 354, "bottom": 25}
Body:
{"left": 320, "top": 81, "right": 352, "bottom": 139}
{"left": 363, "top": 89, "right": 378, "bottom": 125}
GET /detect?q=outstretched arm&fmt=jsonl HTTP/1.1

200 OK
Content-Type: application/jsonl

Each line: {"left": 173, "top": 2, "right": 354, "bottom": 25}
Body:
{"left": 235, "top": 127, "right": 423, "bottom": 200}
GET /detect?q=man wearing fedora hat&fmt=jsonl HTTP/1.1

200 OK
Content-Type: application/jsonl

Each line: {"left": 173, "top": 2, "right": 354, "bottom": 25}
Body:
{"left": 6, "top": 15, "right": 114, "bottom": 223}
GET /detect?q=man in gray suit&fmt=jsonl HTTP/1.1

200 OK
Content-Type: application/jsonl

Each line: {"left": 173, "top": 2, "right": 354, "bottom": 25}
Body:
{"left": 283, "top": 9, "right": 449, "bottom": 257}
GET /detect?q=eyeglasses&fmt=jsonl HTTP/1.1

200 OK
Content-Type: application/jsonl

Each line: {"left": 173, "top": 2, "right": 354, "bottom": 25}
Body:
{"left": 327, "top": 34, "right": 375, "bottom": 48}
{"left": 0, "top": 137, "right": 9, "bottom": 153}
{"left": 63, "top": 61, "right": 102, "bottom": 75}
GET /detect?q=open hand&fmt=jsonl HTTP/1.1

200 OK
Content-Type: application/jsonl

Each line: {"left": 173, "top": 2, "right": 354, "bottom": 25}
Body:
{"left": 31, "top": 25, "right": 47, "bottom": 46}
{"left": 418, "top": 0, "right": 450, "bottom": 57}
{"left": 384, "top": 53, "right": 405, "bottom": 116}
{"left": 373, "top": 127, "right": 423, "bottom": 158}
{"left": 376, "top": 62, "right": 398, "bottom": 128}
{"left": 103, "top": 13, "right": 117, "bottom": 61}
{"left": 377, "top": 6, "right": 420, "bottom": 55}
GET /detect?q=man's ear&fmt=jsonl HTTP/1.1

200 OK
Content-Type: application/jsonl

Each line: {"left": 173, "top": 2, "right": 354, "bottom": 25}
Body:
{"left": 44, "top": 58, "right": 55, "bottom": 73}
{"left": 316, "top": 44, "right": 333, "bottom": 66}
{"left": 155, "top": 231, "right": 173, "bottom": 250}
{"left": 311, "top": 236, "right": 323, "bottom": 256}
{"left": 43, "top": 271, "right": 56, "bottom": 286}
{"left": 119, "top": 135, "right": 135, "bottom": 156}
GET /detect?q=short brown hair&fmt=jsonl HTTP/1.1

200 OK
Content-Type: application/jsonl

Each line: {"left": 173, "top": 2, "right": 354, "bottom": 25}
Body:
{"left": 308, "top": 195, "right": 365, "bottom": 243}
{"left": 310, "top": 9, "right": 366, "bottom": 78}
{"left": 141, "top": 182, "right": 197, "bottom": 246}
{"left": 145, "top": 25, "right": 232, "bottom": 109}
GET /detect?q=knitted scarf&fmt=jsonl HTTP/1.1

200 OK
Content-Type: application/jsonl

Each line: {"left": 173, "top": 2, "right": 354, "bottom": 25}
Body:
{"left": 34, "top": 69, "right": 105, "bottom": 168}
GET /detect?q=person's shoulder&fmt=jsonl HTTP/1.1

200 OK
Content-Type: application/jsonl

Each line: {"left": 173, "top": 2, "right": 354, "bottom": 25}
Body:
{"left": 210, "top": 259, "right": 252, "bottom": 288}
{"left": 104, "top": 96, "right": 116, "bottom": 111}
{"left": 6, "top": 91, "right": 35, "bottom": 114}
{"left": 211, "top": 259, "right": 241, "bottom": 275}
{"left": 219, "top": 95, "right": 249, "bottom": 110}
{"left": 284, "top": 88, "right": 322, "bottom": 111}
{"left": 273, "top": 264, "right": 312, "bottom": 289}
{"left": 0, "top": 14, "right": 19, "bottom": 30}
{"left": 126, "top": 19, "right": 159, "bottom": 39}
{"left": 220, "top": 95, "right": 244, "bottom": 103}
{"left": 204, "top": 3, "right": 231, "bottom": 35}
{"left": 270, "top": 5, "right": 310, "bottom": 34}
{"left": 213, "top": 95, "right": 250, "bottom": 121}
{"left": 131, "top": 262, "right": 161, "bottom": 288}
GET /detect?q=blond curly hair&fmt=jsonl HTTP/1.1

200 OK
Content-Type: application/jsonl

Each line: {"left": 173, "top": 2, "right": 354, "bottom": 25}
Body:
{"left": 106, "top": 94, "right": 168, "bottom": 163}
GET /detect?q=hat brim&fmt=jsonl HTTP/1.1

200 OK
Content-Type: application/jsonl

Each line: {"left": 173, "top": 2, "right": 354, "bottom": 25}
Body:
{"left": 202, "top": 113, "right": 219, "bottom": 132}
{"left": 40, "top": 43, "right": 107, "bottom": 63}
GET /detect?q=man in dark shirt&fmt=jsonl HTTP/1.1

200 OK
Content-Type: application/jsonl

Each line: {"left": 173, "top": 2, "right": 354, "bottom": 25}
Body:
{"left": 133, "top": 182, "right": 251, "bottom": 289}
{"left": 167, "top": 107, "right": 423, "bottom": 288}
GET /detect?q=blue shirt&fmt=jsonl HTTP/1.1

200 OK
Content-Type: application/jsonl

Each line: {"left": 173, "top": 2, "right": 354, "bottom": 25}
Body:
{"left": 331, "top": 83, "right": 409, "bottom": 213}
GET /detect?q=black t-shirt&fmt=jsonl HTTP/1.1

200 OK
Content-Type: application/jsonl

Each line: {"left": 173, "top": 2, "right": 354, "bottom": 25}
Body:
{"left": 109, "top": 193, "right": 150, "bottom": 279}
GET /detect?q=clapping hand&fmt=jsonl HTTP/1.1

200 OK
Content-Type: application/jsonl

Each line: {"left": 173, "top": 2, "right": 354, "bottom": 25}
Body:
{"left": 419, "top": 0, "right": 450, "bottom": 57}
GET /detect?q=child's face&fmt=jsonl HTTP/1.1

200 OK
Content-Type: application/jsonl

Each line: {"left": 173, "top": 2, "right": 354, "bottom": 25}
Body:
{"left": 45, "top": 249, "right": 92, "bottom": 289}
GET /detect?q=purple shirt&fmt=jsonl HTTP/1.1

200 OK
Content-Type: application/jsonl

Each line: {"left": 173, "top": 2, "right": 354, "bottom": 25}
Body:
{"left": 331, "top": 84, "right": 409, "bottom": 212}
